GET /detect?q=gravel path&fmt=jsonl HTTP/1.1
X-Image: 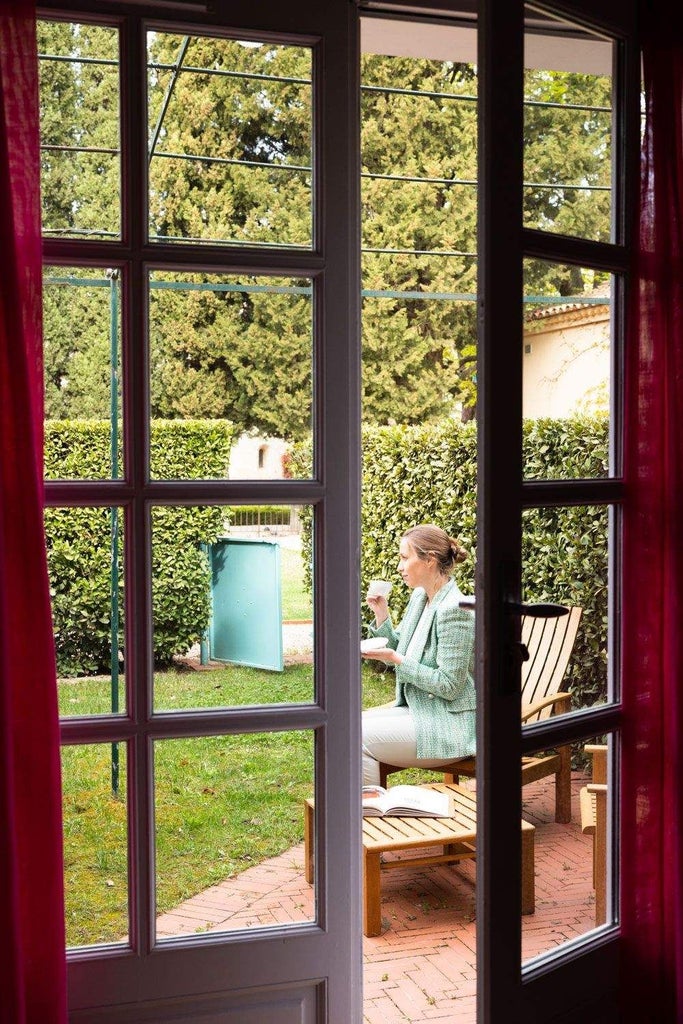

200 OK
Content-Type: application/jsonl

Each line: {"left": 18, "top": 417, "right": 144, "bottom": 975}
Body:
{"left": 282, "top": 621, "right": 313, "bottom": 656}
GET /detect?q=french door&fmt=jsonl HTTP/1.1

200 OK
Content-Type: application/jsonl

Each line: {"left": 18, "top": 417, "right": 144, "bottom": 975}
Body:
{"left": 41, "top": 0, "right": 640, "bottom": 1020}
{"left": 477, "top": 1, "right": 638, "bottom": 1021}
{"left": 43, "top": 1, "right": 363, "bottom": 1020}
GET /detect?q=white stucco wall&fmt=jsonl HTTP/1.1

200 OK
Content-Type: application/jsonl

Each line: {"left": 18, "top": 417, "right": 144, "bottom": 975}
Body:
{"left": 228, "top": 435, "right": 289, "bottom": 479}
{"left": 523, "top": 305, "right": 610, "bottom": 419}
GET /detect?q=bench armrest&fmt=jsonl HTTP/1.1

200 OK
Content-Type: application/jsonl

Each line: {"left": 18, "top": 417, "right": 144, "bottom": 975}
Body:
{"left": 585, "top": 744, "right": 608, "bottom": 784}
{"left": 521, "top": 691, "right": 571, "bottom": 722}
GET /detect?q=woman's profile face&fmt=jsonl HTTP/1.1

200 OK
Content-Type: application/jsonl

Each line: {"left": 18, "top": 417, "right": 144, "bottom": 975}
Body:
{"left": 397, "top": 537, "right": 432, "bottom": 590}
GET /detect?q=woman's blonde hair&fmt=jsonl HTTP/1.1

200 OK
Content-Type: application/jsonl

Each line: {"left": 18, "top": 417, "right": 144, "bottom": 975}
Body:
{"left": 402, "top": 524, "right": 468, "bottom": 575}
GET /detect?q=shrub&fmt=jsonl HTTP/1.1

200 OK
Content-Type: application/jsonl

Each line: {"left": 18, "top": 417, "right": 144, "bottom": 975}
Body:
{"left": 45, "top": 420, "right": 233, "bottom": 675}
{"left": 290, "top": 414, "right": 609, "bottom": 710}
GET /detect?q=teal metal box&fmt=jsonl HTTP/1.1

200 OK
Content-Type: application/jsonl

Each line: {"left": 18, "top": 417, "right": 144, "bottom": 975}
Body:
{"left": 208, "top": 537, "right": 284, "bottom": 671}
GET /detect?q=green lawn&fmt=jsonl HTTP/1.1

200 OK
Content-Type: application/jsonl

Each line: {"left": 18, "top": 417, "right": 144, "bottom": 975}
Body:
{"left": 60, "top": 662, "right": 398, "bottom": 947}
{"left": 280, "top": 543, "right": 312, "bottom": 621}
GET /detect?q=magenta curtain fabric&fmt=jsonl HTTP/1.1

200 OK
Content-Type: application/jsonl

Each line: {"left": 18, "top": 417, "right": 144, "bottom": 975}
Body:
{"left": 0, "top": 3, "right": 67, "bottom": 1021}
{"left": 621, "top": 8, "right": 683, "bottom": 1020}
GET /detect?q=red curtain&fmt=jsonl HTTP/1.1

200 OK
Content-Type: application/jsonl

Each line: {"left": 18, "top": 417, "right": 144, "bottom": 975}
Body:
{"left": 621, "top": 7, "right": 683, "bottom": 1020}
{"left": 0, "top": 2, "right": 67, "bottom": 1021}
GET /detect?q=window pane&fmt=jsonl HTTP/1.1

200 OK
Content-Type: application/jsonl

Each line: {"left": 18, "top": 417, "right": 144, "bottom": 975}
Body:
{"left": 44, "top": 266, "right": 123, "bottom": 480}
{"left": 154, "top": 732, "right": 315, "bottom": 939}
{"left": 38, "top": 21, "right": 120, "bottom": 241}
{"left": 152, "top": 505, "right": 314, "bottom": 710}
{"left": 522, "top": 731, "right": 617, "bottom": 965}
{"left": 147, "top": 33, "right": 312, "bottom": 248}
{"left": 49, "top": 506, "right": 125, "bottom": 717}
{"left": 522, "top": 505, "right": 609, "bottom": 716}
{"left": 523, "top": 262, "right": 612, "bottom": 480}
{"left": 523, "top": 9, "right": 614, "bottom": 242}
{"left": 148, "top": 272, "right": 313, "bottom": 480}
{"left": 62, "top": 742, "right": 128, "bottom": 948}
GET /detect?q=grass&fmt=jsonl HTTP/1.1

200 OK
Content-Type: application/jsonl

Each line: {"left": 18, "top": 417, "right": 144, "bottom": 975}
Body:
{"left": 60, "top": 661, "right": 397, "bottom": 947}
{"left": 280, "top": 544, "right": 312, "bottom": 621}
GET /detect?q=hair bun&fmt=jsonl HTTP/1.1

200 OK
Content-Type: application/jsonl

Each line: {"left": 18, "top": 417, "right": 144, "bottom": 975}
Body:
{"left": 402, "top": 524, "right": 467, "bottom": 573}
{"left": 450, "top": 537, "right": 468, "bottom": 564}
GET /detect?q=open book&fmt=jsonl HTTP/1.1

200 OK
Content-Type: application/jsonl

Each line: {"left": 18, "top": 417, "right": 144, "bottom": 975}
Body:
{"left": 362, "top": 784, "right": 450, "bottom": 818}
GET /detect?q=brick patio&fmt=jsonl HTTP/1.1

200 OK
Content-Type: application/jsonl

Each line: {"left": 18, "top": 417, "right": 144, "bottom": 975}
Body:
{"left": 157, "top": 773, "right": 596, "bottom": 1023}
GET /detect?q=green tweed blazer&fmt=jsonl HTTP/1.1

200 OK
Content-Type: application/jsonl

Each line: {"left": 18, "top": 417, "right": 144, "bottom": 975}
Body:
{"left": 369, "top": 578, "right": 476, "bottom": 760}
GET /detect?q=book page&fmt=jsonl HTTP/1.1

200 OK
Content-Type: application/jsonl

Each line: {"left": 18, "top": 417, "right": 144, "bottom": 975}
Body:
{"left": 384, "top": 785, "right": 450, "bottom": 816}
{"left": 362, "top": 785, "right": 387, "bottom": 815}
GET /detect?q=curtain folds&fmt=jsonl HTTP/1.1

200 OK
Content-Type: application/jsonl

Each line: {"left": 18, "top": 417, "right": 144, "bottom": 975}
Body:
{"left": 0, "top": 3, "right": 67, "bottom": 1021}
{"left": 621, "top": 9, "right": 683, "bottom": 1021}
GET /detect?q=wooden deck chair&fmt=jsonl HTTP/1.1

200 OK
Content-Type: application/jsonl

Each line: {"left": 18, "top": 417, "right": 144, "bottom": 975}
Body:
{"left": 379, "top": 606, "right": 583, "bottom": 824}
{"left": 580, "top": 743, "right": 608, "bottom": 925}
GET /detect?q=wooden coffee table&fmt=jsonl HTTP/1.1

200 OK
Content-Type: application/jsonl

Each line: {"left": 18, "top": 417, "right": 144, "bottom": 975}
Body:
{"left": 304, "top": 782, "right": 535, "bottom": 936}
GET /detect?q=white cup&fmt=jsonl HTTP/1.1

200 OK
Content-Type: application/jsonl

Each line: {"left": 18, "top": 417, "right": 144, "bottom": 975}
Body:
{"left": 367, "top": 579, "right": 392, "bottom": 599}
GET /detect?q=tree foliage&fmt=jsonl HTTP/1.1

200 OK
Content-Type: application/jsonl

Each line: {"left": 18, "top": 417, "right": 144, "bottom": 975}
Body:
{"left": 38, "top": 23, "right": 613, "bottom": 435}
{"left": 38, "top": 20, "right": 120, "bottom": 238}
{"left": 148, "top": 273, "right": 312, "bottom": 439}
{"left": 43, "top": 268, "right": 118, "bottom": 420}
{"left": 361, "top": 56, "right": 478, "bottom": 421}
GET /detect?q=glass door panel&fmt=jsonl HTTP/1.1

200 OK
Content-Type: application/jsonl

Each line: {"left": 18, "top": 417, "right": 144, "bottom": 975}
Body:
{"left": 62, "top": 742, "right": 129, "bottom": 949}
{"left": 148, "top": 271, "right": 314, "bottom": 480}
{"left": 44, "top": 4, "right": 361, "bottom": 1020}
{"left": 146, "top": 32, "right": 313, "bottom": 249}
{"left": 51, "top": 505, "right": 126, "bottom": 717}
{"left": 38, "top": 19, "right": 121, "bottom": 241}
{"left": 153, "top": 731, "right": 315, "bottom": 940}
{"left": 151, "top": 503, "right": 314, "bottom": 710}
{"left": 522, "top": 504, "right": 609, "bottom": 713}
{"left": 523, "top": 9, "right": 615, "bottom": 242}
{"left": 521, "top": 730, "right": 618, "bottom": 964}
{"left": 479, "top": 1, "right": 635, "bottom": 1020}
{"left": 43, "top": 266, "right": 123, "bottom": 480}
{"left": 523, "top": 262, "right": 613, "bottom": 474}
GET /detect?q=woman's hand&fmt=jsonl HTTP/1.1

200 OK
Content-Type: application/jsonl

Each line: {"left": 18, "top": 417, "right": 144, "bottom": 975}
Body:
{"left": 361, "top": 646, "right": 402, "bottom": 666}
{"left": 366, "top": 594, "right": 389, "bottom": 626}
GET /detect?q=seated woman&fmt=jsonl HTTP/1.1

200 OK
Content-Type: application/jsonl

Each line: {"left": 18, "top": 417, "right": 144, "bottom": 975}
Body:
{"left": 361, "top": 523, "right": 476, "bottom": 787}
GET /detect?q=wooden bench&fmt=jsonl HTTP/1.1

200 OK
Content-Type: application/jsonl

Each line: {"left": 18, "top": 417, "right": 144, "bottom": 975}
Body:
{"left": 304, "top": 782, "right": 535, "bottom": 936}
{"left": 580, "top": 744, "right": 608, "bottom": 925}
{"left": 379, "top": 607, "right": 583, "bottom": 824}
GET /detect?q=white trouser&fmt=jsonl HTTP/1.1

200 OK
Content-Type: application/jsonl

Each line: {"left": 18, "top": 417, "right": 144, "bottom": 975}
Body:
{"left": 361, "top": 704, "right": 458, "bottom": 786}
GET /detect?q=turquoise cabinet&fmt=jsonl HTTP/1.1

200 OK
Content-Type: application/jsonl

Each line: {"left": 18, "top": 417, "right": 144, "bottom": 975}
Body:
{"left": 208, "top": 537, "right": 283, "bottom": 671}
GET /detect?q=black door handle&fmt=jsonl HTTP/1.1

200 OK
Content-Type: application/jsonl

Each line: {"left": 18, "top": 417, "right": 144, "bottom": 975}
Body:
{"left": 458, "top": 599, "right": 568, "bottom": 618}
{"left": 505, "top": 601, "right": 569, "bottom": 618}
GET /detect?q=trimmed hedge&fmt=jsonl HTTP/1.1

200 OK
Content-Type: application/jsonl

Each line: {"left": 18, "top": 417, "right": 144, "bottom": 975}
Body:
{"left": 290, "top": 415, "right": 609, "bottom": 710}
{"left": 46, "top": 420, "right": 233, "bottom": 675}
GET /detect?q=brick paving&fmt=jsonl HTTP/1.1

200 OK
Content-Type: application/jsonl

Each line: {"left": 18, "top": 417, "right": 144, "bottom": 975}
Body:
{"left": 156, "top": 773, "right": 595, "bottom": 1022}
